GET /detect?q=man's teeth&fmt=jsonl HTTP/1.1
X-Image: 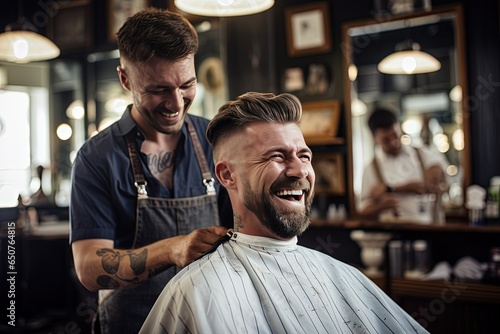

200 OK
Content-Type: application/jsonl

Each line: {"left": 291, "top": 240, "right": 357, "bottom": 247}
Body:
{"left": 161, "top": 111, "right": 179, "bottom": 118}
{"left": 276, "top": 190, "right": 304, "bottom": 196}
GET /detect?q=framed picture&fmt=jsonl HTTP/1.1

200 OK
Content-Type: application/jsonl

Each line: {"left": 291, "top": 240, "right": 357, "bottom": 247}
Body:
{"left": 299, "top": 100, "right": 341, "bottom": 143}
{"left": 372, "top": 0, "right": 431, "bottom": 16}
{"left": 48, "top": 0, "right": 93, "bottom": 52}
{"left": 107, "top": 0, "right": 150, "bottom": 42}
{"left": 312, "top": 152, "right": 345, "bottom": 195}
{"left": 283, "top": 62, "right": 332, "bottom": 99}
{"left": 285, "top": 2, "right": 332, "bottom": 57}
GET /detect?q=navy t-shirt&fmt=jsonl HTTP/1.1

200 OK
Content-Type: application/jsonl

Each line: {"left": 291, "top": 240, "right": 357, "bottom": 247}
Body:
{"left": 69, "top": 106, "right": 232, "bottom": 248}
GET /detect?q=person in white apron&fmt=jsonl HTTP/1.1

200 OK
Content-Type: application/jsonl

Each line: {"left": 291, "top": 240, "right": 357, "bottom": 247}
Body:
{"left": 359, "top": 108, "right": 448, "bottom": 223}
{"left": 70, "top": 9, "right": 231, "bottom": 334}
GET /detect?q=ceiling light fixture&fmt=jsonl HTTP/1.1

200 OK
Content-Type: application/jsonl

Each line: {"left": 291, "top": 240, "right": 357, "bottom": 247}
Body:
{"left": 377, "top": 39, "right": 441, "bottom": 74}
{"left": 174, "top": 0, "right": 274, "bottom": 17}
{"left": 0, "top": 2, "right": 60, "bottom": 63}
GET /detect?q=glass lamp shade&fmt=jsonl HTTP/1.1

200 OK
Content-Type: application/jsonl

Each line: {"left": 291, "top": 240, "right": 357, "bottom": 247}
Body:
{"left": 377, "top": 49, "right": 441, "bottom": 75}
{"left": 174, "top": 0, "right": 274, "bottom": 17}
{"left": 0, "top": 30, "right": 60, "bottom": 63}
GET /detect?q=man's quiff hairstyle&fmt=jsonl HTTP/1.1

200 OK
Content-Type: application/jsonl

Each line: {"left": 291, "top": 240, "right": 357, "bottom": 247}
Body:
{"left": 116, "top": 8, "right": 198, "bottom": 63}
{"left": 206, "top": 92, "right": 302, "bottom": 151}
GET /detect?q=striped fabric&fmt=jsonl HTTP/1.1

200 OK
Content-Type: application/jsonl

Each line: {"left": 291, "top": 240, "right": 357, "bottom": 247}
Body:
{"left": 140, "top": 232, "right": 428, "bottom": 334}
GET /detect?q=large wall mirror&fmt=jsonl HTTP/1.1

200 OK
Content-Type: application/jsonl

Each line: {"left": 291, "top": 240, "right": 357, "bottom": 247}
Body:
{"left": 342, "top": 4, "right": 471, "bottom": 218}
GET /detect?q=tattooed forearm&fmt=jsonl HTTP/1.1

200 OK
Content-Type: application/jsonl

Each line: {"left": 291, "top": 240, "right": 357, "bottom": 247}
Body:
{"left": 147, "top": 151, "right": 174, "bottom": 173}
{"left": 148, "top": 263, "right": 172, "bottom": 279}
{"left": 233, "top": 211, "right": 244, "bottom": 231}
{"left": 95, "top": 248, "right": 148, "bottom": 288}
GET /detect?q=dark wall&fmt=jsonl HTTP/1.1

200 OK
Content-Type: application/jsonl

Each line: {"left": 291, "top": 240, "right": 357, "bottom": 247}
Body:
{"left": 464, "top": 0, "right": 500, "bottom": 186}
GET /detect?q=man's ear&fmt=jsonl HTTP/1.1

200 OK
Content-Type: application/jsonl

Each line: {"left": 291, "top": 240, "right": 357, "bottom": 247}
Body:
{"left": 117, "top": 66, "right": 131, "bottom": 91}
{"left": 215, "top": 161, "right": 236, "bottom": 190}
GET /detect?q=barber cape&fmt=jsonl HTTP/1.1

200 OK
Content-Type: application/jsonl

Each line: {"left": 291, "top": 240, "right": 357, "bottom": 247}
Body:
{"left": 141, "top": 232, "right": 428, "bottom": 334}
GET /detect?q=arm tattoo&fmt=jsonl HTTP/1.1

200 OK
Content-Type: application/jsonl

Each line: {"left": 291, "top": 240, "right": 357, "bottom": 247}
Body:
{"left": 147, "top": 151, "right": 174, "bottom": 174}
{"left": 233, "top": 211, "right": 244, "bottom": 231}
{"left": 148, "top": 263, "right": 171, "bottom": 279}
{"left": 95, "top": 248, "right": 148, "bottom": 288}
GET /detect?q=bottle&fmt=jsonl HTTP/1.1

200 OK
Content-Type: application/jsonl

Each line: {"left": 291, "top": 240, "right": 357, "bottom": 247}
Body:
{"left": 484, "top": 247, "right": 500, "bottom": 284}
{"left": 466, "top": 185, "right": 486, "bottom": 226}
{"left": 388, "top": 240, "right": 403, "bottom": 278}
{"left": 413, "top": 240, "right": 429, "bottom": 276}
{"left": 486, "top": 176, "right": 500, "bottom": 224}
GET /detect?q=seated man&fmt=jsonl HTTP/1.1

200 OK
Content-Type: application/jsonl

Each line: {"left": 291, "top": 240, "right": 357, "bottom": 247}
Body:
{"left": 359, "top": 108, "right": 449, "bottom": 223}
{"left": 140, "top": 92, "right": 428, "bottom": 333}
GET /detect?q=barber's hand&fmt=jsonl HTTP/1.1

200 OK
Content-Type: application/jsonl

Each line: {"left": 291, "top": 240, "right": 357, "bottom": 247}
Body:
{"left": 401, "top": 181, "right": 427, "bottom": 194}
{"left": 166, "top": 226, "right": 229, "bottom": 268}
{"left": 377, "top": 194, "right": 399, "bottom": 211}
{"left": 425, "top": 165, "right": 448, "bottom": 194}
{"left": 370, "top": 183, "right": 389, "bottom": 198}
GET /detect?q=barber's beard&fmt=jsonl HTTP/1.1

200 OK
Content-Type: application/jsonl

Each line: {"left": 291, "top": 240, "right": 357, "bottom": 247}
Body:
{"left": 242, "top": 180, "right": 312, "bottom": 239}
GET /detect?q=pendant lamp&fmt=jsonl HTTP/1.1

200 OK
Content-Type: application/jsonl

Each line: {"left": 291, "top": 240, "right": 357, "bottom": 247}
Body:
{"left": 0, "top": 2, "right": 60, "bottom": 63}
{"left": 377, "top": 39, "right": 441, "bottom": 75}
{"left": 174, "top": 0, "right": 274, "bottom": 17}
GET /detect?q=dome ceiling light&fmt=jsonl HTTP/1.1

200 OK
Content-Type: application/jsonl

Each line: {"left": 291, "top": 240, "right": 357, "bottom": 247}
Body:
{"left": 174, "top": 0, "right": 274, "bottom": 17}
{"left": 0, "top": 2, "right": 60, "bottom": 63}
{"left": 377, "top": 39, "right": 441, "bottom": 75}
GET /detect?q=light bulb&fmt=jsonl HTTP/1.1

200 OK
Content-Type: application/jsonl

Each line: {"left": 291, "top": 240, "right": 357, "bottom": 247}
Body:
{"left": 13, "top": 39, "right": 29, "bottom": 59}
{"left": 402, "top": 56, "right": 417, "bottom": 74}
{"left": 57, "top": 123, "right": 73, "bottom": 141}
{"left": 66, "top": 100, "right": 85, "bottom": 120}
{"left": 217, "top": 0, "right": 234, "bottom": 6}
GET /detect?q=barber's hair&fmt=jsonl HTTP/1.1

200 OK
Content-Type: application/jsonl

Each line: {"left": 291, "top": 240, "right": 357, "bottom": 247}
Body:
{"left": 116, "top": 8, "right": 198, "bottom": 63}
{"left": 206, "top": 92, "right": 302, "bottom": 150}
{"left": 367, "top": 108, "right": 398, "bottom": 135}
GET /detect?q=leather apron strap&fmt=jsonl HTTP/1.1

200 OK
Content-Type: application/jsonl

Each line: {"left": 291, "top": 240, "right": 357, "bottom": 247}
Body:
{"left": 372, "top": 147, "right": 426, "bottom": 185}
{"left": 125, "top": 115, "right": 216, "bottom": 197}
{"left": 185, "top": 115, "right": 216, "bottom": 195}
{"left": 126, "top": 130, "right": 148, "bottom": 198}
{"left": 414, "top": 147, "right": 425, "bottom": 171}
{"left": 372, "top": 155, "right": 386, "bottom": 185}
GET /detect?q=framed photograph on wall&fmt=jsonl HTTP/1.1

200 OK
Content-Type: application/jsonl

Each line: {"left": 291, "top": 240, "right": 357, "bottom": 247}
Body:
{"left": 299, "top": 100, "right": 341, "bottom": 144}
{"left": 283, "top": 62, "right": 333, "bottom": 100}
{"left": 285, "top": 2, "right": 332, "bottom": 57}
{"left": 107, "top": 0, "right": 150, "bottom": 42}
{"left": 48, "top": 0, "right": 93, "bottom": 52}
{"left": 312, "top": 152, "right": 345, "bottom": 195}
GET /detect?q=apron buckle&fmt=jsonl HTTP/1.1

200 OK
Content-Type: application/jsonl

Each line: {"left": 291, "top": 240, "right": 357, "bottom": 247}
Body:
{"left": 134, "top": 181, "right": 148, "bottom": 198}
{"left": 203, "top": 178, "right": 216, "bottom": 196}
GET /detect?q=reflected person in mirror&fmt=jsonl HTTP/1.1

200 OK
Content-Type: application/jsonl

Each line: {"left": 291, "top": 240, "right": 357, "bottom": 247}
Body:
{"left": 359, "top": 108, "right": 449, "bottom": 223}
{"left": 69, "top": 8, "right": 232, "bottom": 334}
{"left": 140, "top": 92, "right": 429, "bottom": 334}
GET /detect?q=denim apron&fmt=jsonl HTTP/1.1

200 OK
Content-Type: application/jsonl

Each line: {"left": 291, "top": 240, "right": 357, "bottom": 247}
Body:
{"left": 96, "top": 116, "right": 220, "bottom": 334}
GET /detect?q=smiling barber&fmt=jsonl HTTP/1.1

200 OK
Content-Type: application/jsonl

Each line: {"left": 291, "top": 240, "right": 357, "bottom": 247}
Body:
{"left": 69, "top": 8, "right": 231, "bottom": 334}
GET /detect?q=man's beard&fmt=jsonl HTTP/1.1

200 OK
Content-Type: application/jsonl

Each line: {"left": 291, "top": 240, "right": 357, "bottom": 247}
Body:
{"left": 243, "top": 179, "right": 312, "bottom": 239}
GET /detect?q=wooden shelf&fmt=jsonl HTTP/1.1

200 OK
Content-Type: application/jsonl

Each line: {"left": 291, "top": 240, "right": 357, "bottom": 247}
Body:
{"left": 310, "top": 219, "right": 500, "bottom": 233}
{"left": 390, "top": 278, "right": 500, "bottom": 304}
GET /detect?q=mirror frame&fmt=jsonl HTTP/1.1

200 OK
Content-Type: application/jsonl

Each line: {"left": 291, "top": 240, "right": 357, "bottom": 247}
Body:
{"left": 341, "top": 4, "right": 471, "bottom": 219}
